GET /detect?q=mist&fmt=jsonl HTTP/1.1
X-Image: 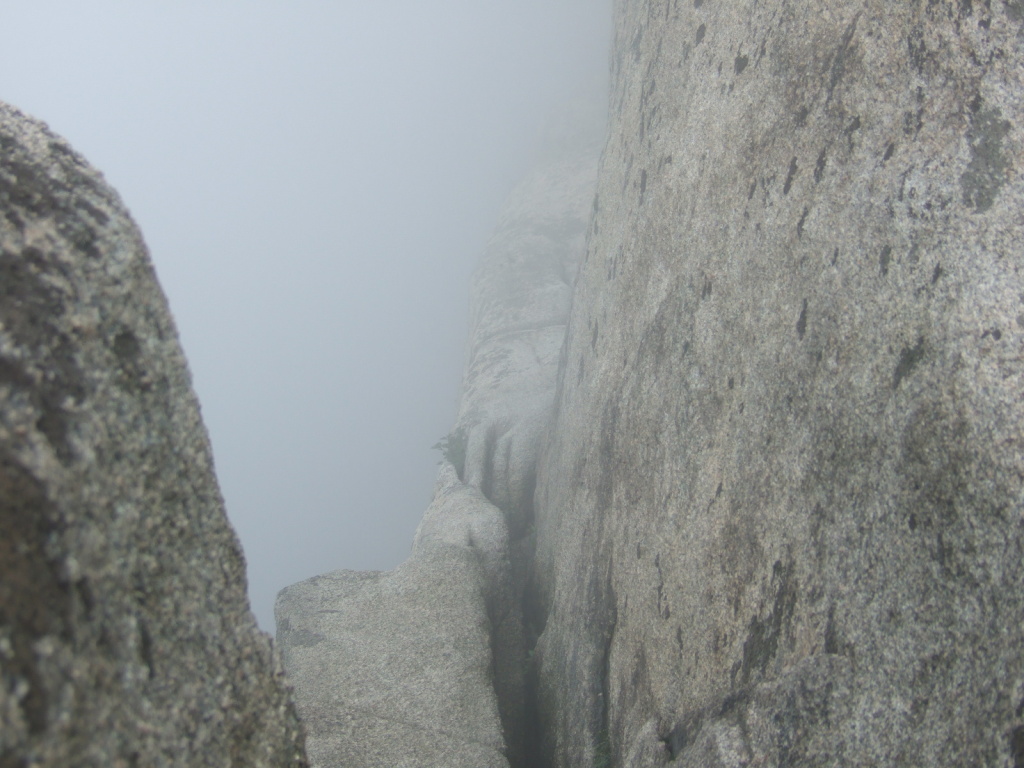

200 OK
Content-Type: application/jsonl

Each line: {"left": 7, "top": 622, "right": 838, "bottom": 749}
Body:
{"left": 0, "top": 1, "right": 611, "bottom": 630}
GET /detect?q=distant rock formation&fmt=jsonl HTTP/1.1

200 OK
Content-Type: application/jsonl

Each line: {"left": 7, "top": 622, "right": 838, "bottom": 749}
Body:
{"left": 456, "top": 109, "right": 604, "bottom": 535}
{"left": 0, "top": 102, "right": 307, "bottom": 767}
{"left": 276, "top": 100, "right": 602, "bottom": 768}
{"left": 531, "top": 2, "right": 1024, "bottom": 766}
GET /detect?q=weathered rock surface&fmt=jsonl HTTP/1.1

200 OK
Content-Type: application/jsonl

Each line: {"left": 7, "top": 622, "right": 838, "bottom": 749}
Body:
{"left": 276, "top": 463, "right": 511, "bottom": 768}
{"left": 531, "top": 2, "right": 1024, "bottom": 767}
{"left": 455, "top": 101, "right": 603, "bottom": 535}
{"left": 0, "top": 102, "right": 307, "bottom": 767}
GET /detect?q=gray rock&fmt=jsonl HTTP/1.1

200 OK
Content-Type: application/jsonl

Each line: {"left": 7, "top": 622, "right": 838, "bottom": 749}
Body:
{"left": 454, "top": 106, "right": 603, "bottom": 535}
{"left": 532, "top": 2, "right": 1024, "bottom": 767}
{"left": 276, "top": 463, "right": 511, "bottom": 768}
{"left": 0, "top": 102, "right": 307, "bottom": 767}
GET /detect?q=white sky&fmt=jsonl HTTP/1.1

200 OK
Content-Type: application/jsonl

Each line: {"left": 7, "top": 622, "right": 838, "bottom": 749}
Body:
{"left": 0, "top": 2, "right": 610, "bottom": 629}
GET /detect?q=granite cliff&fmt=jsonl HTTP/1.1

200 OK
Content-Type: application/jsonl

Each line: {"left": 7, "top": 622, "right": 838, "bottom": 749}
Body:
{"left": 0, "top": 103, "right": 307, "bottom": 767}
{"left": 532, "top": 1, "right": 1024, "bottom": 766}
{"left": 281, "top": 1, "right": 1024, "bottom": 767}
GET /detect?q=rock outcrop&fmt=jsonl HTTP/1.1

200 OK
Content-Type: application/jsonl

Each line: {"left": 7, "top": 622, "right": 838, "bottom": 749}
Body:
{"left": 531, "top": 2, "right": 1024, "bottom": 767}
{"left": 276, "top": 465, "right": 511, "bottom": 768}
{"left": 0, "top": 103, "right": 307, "bottom": 767}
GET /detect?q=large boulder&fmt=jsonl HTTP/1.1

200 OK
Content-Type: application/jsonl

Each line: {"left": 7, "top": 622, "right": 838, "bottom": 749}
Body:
{"left": 0, "top": 102, "right": 307, "bottom": 767}
{"left": 532, "top": 2, "right": 1024, "bottom": 766}
{"left": 276, "top": 463, "right": 512, "bottom": 768}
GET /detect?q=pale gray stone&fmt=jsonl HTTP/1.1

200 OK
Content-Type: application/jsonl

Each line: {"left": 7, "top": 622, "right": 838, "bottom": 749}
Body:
{"left": 0, "top": 102, "right": 307, "bottom": 767}
{"left": 276, "top": 463, "right": 511, "bottom": 768}
{"left": 531, "top": 2, "right": 1024, "bottom": 767}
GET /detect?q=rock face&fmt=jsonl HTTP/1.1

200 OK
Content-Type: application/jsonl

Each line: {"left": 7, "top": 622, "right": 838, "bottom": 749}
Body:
{"left": 455, "top": 97, "right": 605, "bottom": 536}
{"left": 0, "top": 103, "right": 307, "bottom": 767}
{"left": 531, "top": 2, "right": 1024, "bottom": 767}
{"left": 276, "top": 465, "right": 512, "bottom": 768}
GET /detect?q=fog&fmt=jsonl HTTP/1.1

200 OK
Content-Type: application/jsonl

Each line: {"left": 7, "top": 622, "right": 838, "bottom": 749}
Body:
{"left": 0, "top": 2, "right": 610, "bottom": 630}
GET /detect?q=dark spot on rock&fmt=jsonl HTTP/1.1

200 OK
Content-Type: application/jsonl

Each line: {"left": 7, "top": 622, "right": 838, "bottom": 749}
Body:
{"left": 0, "top": 254, "right": 66, "bottom": 344}
{"left": 795, "top": 106, "right": 809, "bottom": 127}
{"left": 883, "top": 142, "right": 895, "bottom": 162}
{"left": 664, "top": 714, "right": 703, "bottom": 759}
{"left": 823, "top": 606, "right": 839, "bottom": 654}
{"left": 826, "top": 13, "right": 862, "bottom": 105}
{"left": 831, "top": 248, "right": 839, "bottom": 265}
{"left": 814, "top": 148, "right": 827, "bottom": 183}
{"left": 0, "top": 357, "right": 34, "bottom": 391}
{"left": 0, "top": 453, "right": 71, "bottom": 735}
{"left": 289, "top": 628, "right": 325, "bottom": 648}
{"left": 639, "top": 169, "right": 647, "bottom": 205}
{"left": 727, "top": 377, "right": 734, "bottom": 389}
{"left": 908, "top": 241, "right": 921, "bottom": 265}
{"left": 739, "top": 560, "right": 797, "bottom": 685}
{"left": 734, "top": 54, "right": 749, "bottom": 74}
{"left": 694, "top": 0, "right": 703, "bottom": 7}
{"left": 74, "top": 578, "right": 95, "bottom": 619}
{"left": 702, "top": 278, "right": 712, "bottom": 299}
{"left": 596, "top": 401, "right": 620, "bottom": 511}
{"left": 696, "top": 23, "right": 706, "bottom": 44}
{"left": 892, "top": 336, "right": 926, "bottom": 389}
{"left": 796, "top": 207, "right": 810, "bottom": 238}
{"left": 1010, "top": 725, "right": 1024, "bottom": 767}
{"left": 982, "top": 327, "right": 1003, "bottom": 341}
{"left": 844, "top": 115, "right": 862, "bottom": 148}
{"left": 139, "top": 621, "right": 155, "bottom": 679}
{"left": 932, "top": 263, "right": 943, "bottom": 283}
{"left": 783, "top": 157, "right": 798, "bottom": 195}
{"left": 747, "top": 179, "right": 756, "bottom": 200}
{"left": 909, "top": 513, "right": 918, "bottom": 531}
{"left": 113, "top": 330, "right": 141, "bottom": 365}
{"left": 961, "top": 101, "right": 1012, "bottom": 212}
{"left": 880, "top": 245, "right": 892, "bottom": 276}
{"left": 796, "top": 299, "right": 808, "bottom": 339}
